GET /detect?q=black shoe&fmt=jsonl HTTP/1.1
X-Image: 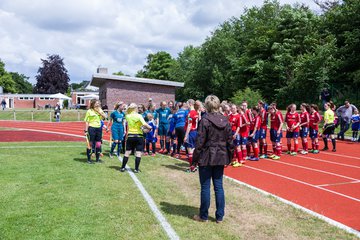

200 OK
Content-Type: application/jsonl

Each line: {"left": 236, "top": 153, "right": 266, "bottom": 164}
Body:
{"left": 96, "top": 159, "right": 103, "bottom": 163}
{"left": 120, "top": 168, "right": 126, "bottom": 172}
{"left": 332, "top": 149, "right": 336, "bottom": 152}
{"left": 322, "top": 147, "right": 329, "bottom": 151}
{"left": 87, "top": 160, "right": 94, "bottom": 164}
{"left": 133, "top": 169, "right": 139, "bottom": 173}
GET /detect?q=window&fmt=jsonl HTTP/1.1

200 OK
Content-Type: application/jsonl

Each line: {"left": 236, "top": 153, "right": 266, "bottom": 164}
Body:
{"left": 19, "top": 97, "right": 34, "bottom": 100}
{"left": 39, "top": 97, "right": 54, "bottom": 100}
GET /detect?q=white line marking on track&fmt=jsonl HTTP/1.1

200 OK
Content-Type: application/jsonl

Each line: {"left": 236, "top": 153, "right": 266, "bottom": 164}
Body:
{"left": 120, "top": 159, "right": 180, "bottom": 240}
{"left": 244, "top": 165, "right": 360, "bottom": 202}
{"left": 320, "top": 151, "right": 360, "bottom": 160}
{"left": 295, "top": 155, "right": 360, "bottom": 169}
{"left": 316, "top": 180, "right": 360, "bottom": 187}
{"left": 266, "top": 159, "right": 360, "bottom": 181}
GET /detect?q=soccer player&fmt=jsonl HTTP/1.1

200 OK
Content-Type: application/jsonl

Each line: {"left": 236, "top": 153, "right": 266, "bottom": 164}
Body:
{"left": 285, "top": 104, "right": 301, "bottom": 156}
{"left": 108, "top": 102, "right": 126, "bottom": 159}
{"left": 248, "top": 106, "right": 262, "bottom": 161}
{"left": 173, "top": 102, "right": 189, "bottom": 158}
{"left": 241, "top": 101, "right": 253, "bottom": 159}
{"left": 229, "top": 104, "right": 242, "bottom": 167}
{"left": 309, "top": 104, "right": 322, "bottom": 153}
{"left": 184, "top": 99, "right": 201, "bottom": 172}
{"left": 145, "top": 113, "right": 157, "bottom": 156}
{"left": 239, "top": 107, "right": 250, "bottom": 164}
{"left": 156, "top": 101, "right": 172, "bottom": 154}
{"left": 351, "top": 109, "right": 360, "bottom": 142}
{"left": 322, "top": 102, "right": 336, "bottom": 152}
{"left": 299, "top": 103, "right": 310, "bottom": 155}
{"left": 268, "top": 105, "right": 284, "bottom": 160}
{"left": 167, "top": 107, "right": 177, "bottom": 156}
{"left": 259, "top": 101, "right": 269, "bottom": 158}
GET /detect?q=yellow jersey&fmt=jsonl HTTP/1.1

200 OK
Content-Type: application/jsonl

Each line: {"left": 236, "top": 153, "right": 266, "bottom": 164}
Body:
{"left": 126, "top": 112, "right": 146, "bottom": 135}
{"left": 84, "top": 109, "right": 102, "bottom": 128}
{"left": 324, "top": 109, "right": 334, "bottom": 124}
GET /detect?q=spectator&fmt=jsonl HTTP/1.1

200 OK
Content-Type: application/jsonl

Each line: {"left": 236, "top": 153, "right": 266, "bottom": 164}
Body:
{"left": 54, "top": 103, "right": 61, "bottom": 122}
{"left": 1, "top": 99, "right": 6, "bottom": 110}
{"left": 192, "top": 95, "right": 234, "bottom": 223}
{"left": 320, "top": 88, "right": 331, "bottom": 110}
{"left": 336, "top": 100, "right": 358, "bottom": 140}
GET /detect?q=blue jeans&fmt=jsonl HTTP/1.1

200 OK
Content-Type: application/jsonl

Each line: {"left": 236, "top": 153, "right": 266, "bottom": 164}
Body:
{"left": 338, "top": 118, "right": 350, "bottom": 140}
{"left": 198, "top": 165, "right": 225, "bottom": 221}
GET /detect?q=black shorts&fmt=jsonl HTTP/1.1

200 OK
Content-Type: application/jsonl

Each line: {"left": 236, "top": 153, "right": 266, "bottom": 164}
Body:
{"left": 88, "top": 126, "right": 102, "bottom": 142}
{"left": 323, "top": 124, "right": 335, "bottom": 135}
{"left": 126, "top": 134, "right": 144, "bottom": 152}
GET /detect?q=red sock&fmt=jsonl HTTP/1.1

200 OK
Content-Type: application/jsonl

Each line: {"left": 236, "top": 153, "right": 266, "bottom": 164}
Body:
{"left": 188, "top": 154, "right": 193, "bottom": 166}
{"left": 254, "top": 147, "right": 259, "bottom": 158}
{"left": 287, "top": 143, "right": 291, "bottom": 152}
{"left": 242, "top": 149, "right": 247, "bottom": 160}
{"left": 259, "top": 142, "right": 263, "bottom": 155}
{"left": 276, "top": 145, "right": 282, "bottom": 156}
{"left": 294, "top": 142, "right": 298, "bottom": 152}
{"left": 264, "top": 143, "right": 268, "bottom": 155}
{"left": 304, "top": 141, "right": 308, "bottom": 151}
{"left": 237, "top": 150, "right": 243, "bottom": 162}
{"left": 233, "top": 150, "right": 238, "bottom": 160}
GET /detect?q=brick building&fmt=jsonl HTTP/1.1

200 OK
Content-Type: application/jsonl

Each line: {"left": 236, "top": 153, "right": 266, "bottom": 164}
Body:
{"left": 0, "top": 94, "right": 60, "bottom": 109}
{"left": 90, "top": 70, "right": 184, "bottom": 109}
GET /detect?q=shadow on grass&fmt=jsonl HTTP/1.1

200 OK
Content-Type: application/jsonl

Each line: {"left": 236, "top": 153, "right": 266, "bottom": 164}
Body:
{"left": 108, "top": 166, "right": 122, "bottom": 171}
{"left": 161, "top": 162, "right": 188, "bottom": 171}
{"left": 160, "top": 201, "right": 216, "bottom": 221}
{"left": 73, "top": 157, "right": 88, "bottom": 163}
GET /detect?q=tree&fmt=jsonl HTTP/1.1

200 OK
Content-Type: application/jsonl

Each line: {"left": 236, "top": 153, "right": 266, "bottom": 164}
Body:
{"left": 113, "top": 71, "right": 130, "bottom": 76}
{"left": 34, "top": 54, "right": 70, "bottom": 94}
{"left": 0, "top": 59, "right": 16, "bottom": 93}
{"left": 70, "top": 80, "right": 89, "bottom": 91}
{"left": 230, "top": 87, "right": 264, "bottom": 108}
{"left": 136, "top": 51, "right": 176, "bottom": 80}
{"left": 10, "top": 72, "right": 33, "bottom": 93}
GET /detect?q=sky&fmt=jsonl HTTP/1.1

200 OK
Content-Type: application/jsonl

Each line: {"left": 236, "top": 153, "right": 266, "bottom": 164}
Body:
{"left": 0, "top": 0, "right": 320, "bottom": 84}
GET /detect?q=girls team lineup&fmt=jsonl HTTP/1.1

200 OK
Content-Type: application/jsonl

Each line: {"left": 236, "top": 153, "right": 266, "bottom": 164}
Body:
{"left": 84, "top": 97, "right": 339, "bottom": 173}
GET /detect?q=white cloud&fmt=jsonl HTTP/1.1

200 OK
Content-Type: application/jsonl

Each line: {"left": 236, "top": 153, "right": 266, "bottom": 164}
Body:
{"left": 0, "top": 0, "right": 319, "bottom": 84}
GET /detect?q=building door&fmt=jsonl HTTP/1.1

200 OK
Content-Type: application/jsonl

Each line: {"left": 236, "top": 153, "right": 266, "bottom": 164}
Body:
{"left": 8, "top": 98, "right": 14, "bottom": 108}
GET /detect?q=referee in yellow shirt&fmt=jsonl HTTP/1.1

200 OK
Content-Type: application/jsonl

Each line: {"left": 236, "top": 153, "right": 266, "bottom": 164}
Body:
{"left": 120, "top": 103, "right": 152, "bottom": 173}
{"left": 322, "top": 102, "right": 336, "bottom": 152}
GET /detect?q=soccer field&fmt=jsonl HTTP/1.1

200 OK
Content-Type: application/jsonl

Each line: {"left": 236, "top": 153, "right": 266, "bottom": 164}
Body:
{"left": 0, "top": 141, "right": 357, "bottom": 240}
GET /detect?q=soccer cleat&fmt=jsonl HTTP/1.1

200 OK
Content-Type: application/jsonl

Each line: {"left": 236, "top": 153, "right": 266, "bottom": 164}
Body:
{"left": 109, "top": 152, "right": 114, "bottom": 158}
{"left": 300, "top": 150, "right": 308, "bottom": 155}
{"left": 158, "top": 149, "right": 164, "bottom": 154}
{"left": 312, "top": 150, "right": 319, "bottom": 154}
{"left": 133, "top": 169, "right": 139, "bottom": 173}
{"left": 272, "top": 156, "right": 280, "bottom": 160}
{"left": 332, "top": 149, "right": 336, "bottom": 152}
{"left": 151, "top": 153, "right": 156, "bottom": 157}
{"left": 259, "top": 154, "right": 267, "bottom": 159}
{"left": 286, "top": 151, "right": 291, "bottom": 155}
{"left": 322, "top": 147, "right": 329, "bottom": 151}
{"left": 268, "top": 154, "right": 276, "bottom": 159}
{"left": 232, "top": 162, "right": 242, "bottom": 168}
{"left": 96, "top": 159, "right": 103, "bottom": 163}
{"left": 120, "top": 168, "right": 126, "bottom": 172}
{"left": 290, "top": 152, "right": 297, "bottom": 156}
{"left": 87, "top": 160, "right": 94, "bottom": 164}
{"left": 308, "top": 149, "right": 314, "bottom": 153}
{"left": 249, "top": 157, "right": 259, "bottom": 161}
{"left": 245, "top": 156, "right": 251, "bottom": 160}
{"left": 144, "top": 152, "right": 149, "bottom": 156}
{"left": 163, "top": 150, "right": 169, "bottom": 155}
{"left": 240, "top": 160, "right": 246, "bottom": 164}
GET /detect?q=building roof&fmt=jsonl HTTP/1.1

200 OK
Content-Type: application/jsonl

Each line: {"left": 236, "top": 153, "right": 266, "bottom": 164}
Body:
{"left": 0, "top": 93, "right": 57, "bottom": 98}
{"left": 91, "top": 74, "right": 184, "bottom": 88}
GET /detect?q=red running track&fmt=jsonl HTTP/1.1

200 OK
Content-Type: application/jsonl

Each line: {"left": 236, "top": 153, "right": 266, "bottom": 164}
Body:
{"left": 0, "top": 120, "right": 359, "bottom": 232}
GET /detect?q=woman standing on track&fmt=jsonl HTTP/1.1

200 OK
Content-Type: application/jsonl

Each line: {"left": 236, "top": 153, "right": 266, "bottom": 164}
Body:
{"left": 108, "top": 102, "right": 126, "bottom": 159}
{"left": 299, "top": 103, "right": 310, "bottom": 155}
{"left": 285, "top": 104, "right": 301, "bottom": 156}
{"left": 268, "top": 104, "right": 284, "bottom": 160}
{"left": 120, "top": 103, "right": 152, "bottom": 173}
{"left": 309, "top": 104, "right": 322, "bottom": 154}
{"left": 192, "top": 95, "right": 234, "bottom": 223}
{"left": 84, "top": 99, "right": 107, "bottom": 164}
{"left": 322, "top": 102, "right": 336, "bottom": 152}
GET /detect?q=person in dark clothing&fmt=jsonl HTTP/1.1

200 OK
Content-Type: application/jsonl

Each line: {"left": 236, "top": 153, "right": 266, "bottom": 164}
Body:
{"left": 192, "top": 95, "right": 234, "bottom": 223}
{"left": 320, "top": 88, "right": 331, "bottom": 110}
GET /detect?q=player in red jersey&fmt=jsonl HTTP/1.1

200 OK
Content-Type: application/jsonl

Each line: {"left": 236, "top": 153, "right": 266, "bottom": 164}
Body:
{"left": 309, "top": 104, "right": 322, "bottom": 154}
{"left": 241, "top": 101, "right": 253, "bottom": 160}
{"left": 258, "top": 101, "right": 269, "bottom": 158}
{"left": 299, "top": 103, "right": 310, "bottom": 154}
{"left": 285, "top": 104, "right": 301, "bottom": 156}
{"left": 248, "top": 106, "right": 262, "bottom": 161}
{"left": 228, "top": 104, "right": 242, "bottom": 167}
{"left": 268, "top": 104, "right": 284, "bottom": 160}
{"left": 239, "top": 107, "right": 250, "bottom": 164}
{"left": 184, "top": 99, "right": 201, "bottom": 172}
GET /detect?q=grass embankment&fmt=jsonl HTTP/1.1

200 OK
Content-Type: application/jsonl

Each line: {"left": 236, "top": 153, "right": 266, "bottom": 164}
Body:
{"left": 0, "top": 109, "right": 87, "bottom": 122}
{"left": 0, "top": 141, "right": 357, "bottom": 239}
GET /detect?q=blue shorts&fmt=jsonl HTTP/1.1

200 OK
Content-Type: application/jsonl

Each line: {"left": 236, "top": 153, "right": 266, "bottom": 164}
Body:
{"left": 232, "top": 131, "right": 241, "bottom": 146}
{"left": 111, "top": 127, "right": 124, "bottom": 141}
{"left": 185, "top": 130, "right": 197, "bottom": 149}
{"left": 259, "top": 128, "right": 267, "bottom": 139}
{"left": 240, "top": 136, "right": 248, "bottom": 145}
{"left": 158, "top": 123, "right": 169, "bottom": 136}
{"left": 309, "top": 128, "right": 318, "bottom": 139}
{"left": 300, "top": 127, "right": 309, "bottom": 138}
{"left": 249, "top": 130, "right": 260, "bottom": 143}
{"left": 270, "top": 129, "right": 282, "bottom": 143}
{"left": 286, "top": 131, "right": 299, "bottom": 139}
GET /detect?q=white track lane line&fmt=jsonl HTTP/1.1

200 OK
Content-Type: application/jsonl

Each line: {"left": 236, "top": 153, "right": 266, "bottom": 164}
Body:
{"left": 317, "top": 151, "right": 360, "bottom": 160}
{"left": 265, "top": 159, "right": 360, "bottom": 181}
{"left": 316, "top": 181, "right": 360, "bottom": 187}
{"left": 294, "top": 155, "right": 360, "bottom": 169}
{"left": 244, "top": 165, "right": 360, "bottom": 202}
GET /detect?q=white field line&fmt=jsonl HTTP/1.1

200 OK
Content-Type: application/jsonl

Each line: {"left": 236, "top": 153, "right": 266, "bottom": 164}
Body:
{"left": 166, "top": 155, "right": 360, "bottom": 238}
{"left": 319, "top": 151, "right": 360, "bottom": 160}
{"left": 244, "top": 165, "right": 360, "bottom": 202}
{"left": 316, "top": 180, "right": 360, "bottom": 187}
{"left": 119, "top": 159, "right": 180, "bottom": 240}
{"left": 296, "top": 155, "right": 360, "bottom": 169}
{"left": 265, "top": 159, "right": 360, "bottom": 181}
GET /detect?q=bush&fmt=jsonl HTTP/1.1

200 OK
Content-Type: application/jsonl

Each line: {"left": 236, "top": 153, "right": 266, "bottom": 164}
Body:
{"left": 230, "top": 87, "right": 264, "bottom": 108}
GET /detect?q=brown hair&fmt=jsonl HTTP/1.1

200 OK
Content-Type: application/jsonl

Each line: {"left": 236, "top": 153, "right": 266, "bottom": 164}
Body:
{"left": 310, "top": 104, "right": 319, "bottom": 112}
{"left": 194, "top": 100, "right": 202, "bottom": 111}
{"left": 90, "top": 99, "right": 98, "bottom": 109}
{"left": 301, "top": 103, "right": 311, "bottom": 113}
{"left": 287, "top": 103, "right": 296, "bottom": 113}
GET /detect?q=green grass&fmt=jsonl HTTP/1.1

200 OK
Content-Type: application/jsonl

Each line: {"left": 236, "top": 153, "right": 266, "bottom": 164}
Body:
{"left": 0, "top": 110, "right": 87, "bottom": 122}
{"left": 0, "top": 141, "right": 358, "bottom": 239}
